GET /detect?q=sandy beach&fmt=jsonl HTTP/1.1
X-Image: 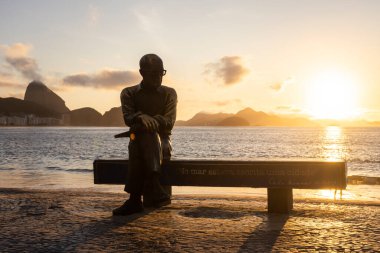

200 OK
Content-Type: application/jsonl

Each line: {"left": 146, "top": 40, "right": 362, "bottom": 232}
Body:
{"left": 0, "top": 188, "right": 379, "bottom": 252}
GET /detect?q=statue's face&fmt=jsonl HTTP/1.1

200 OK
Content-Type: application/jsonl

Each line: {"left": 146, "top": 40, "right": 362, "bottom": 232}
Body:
{"left": 140, "top": 66, "right": 165, "bottom": 89}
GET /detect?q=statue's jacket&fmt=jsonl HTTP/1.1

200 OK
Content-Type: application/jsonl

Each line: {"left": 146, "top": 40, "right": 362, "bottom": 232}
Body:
{"left": 120, "top": 83, "right": 177, "bottom": 173}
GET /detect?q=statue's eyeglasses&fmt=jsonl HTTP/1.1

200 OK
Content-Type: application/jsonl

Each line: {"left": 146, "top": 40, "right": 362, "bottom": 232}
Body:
{"left": 142, "top": 69, "right": 167, "bottom": 76}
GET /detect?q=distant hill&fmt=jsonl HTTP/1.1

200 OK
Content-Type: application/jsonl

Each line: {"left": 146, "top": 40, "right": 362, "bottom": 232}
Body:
{"left": 24, "top": 80, "right": 70, "bottom": 114}
{"left": 236, "top": 107, "right": 317, "bottom": 126}
{"left": 177, "top": 107, "right": 317, "bottom": 127}
{"left": 69, "top": 107, "right": 102, "bottom": 126}
{"left": 176, "top": 112, "right": 233, "bottom": 126}
{"left": 236, "top": 108, "right": 279, "bottom": 126}
{"left": 0, "top": 80, "right": 125, "bottom": 126}
{"left": 217, "top": 116, "right": 250, "bottom": 126}
{"left": 101, "top": 106, "right": 124, "bottom": 126}
{"left": 0, "top": 97, "right": 60, "bottom": 118}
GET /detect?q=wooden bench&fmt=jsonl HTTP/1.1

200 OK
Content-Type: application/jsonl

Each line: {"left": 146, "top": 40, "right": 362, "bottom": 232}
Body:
{"left": 93, "top": 159, "right": 347, "bottom": 213}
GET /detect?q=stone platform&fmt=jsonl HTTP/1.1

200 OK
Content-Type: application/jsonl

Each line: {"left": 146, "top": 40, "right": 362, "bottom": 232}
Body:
{"left": 0, "top": 188, "right": 379, "bottom": 252}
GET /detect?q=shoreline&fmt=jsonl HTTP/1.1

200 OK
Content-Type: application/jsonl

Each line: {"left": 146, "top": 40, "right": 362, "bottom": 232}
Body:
{"left": 1, "top": 187, "right": 380, "bottom": 206}
{"left": 0, "top": 188, "right": 379, "bottom": 252}
{"left": 2, "top": 187, "right": 380, "bottom": 206}
{"left": 1, "top": 172, "right": 380, "bottom": 203}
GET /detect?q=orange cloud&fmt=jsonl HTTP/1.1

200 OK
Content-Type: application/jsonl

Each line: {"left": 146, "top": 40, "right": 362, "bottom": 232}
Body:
{"left": 270, "top": 77, "right": 295, "bottom": 92}
{"left": 1, "top": 43, "right": 42, "bottom": 81}
{"left": 63, "top": 69, "right": 140, "bottom": 89}
{"left": 205, "top": 56, "right": 249, "bottom": 86}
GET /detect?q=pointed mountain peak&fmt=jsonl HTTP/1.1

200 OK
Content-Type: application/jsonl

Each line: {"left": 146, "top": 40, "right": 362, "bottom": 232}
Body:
{"left": 237, "top": 107, "right": 257, "bottom": 114}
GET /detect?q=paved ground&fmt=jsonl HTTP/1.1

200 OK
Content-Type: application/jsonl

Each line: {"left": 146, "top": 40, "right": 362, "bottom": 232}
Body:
{"left": 0, "top": 188, "right": 379, "bottom": 252}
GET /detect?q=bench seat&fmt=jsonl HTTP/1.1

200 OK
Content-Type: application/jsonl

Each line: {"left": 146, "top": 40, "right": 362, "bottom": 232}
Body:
{"left": 93, "top": 159, "right": 347, "bottom": 213}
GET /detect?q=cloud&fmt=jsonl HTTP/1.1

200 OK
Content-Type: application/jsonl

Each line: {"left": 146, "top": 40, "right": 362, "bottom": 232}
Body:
{"left": 0, "top": 43, "right": 30, "bottom": 58}
{"left": 270, "top": 83, "right": 282, "bottom": 91}
{"left": 213, "top": 99, "right": 242, "bottom": 107}
{"left": 204, "top": 56, "right": 249, "bottom": 86}
{"left": 63, "top": 69, "right": 140, "bottom": 89}
{"left": 0, "top": 71, "right": 26, "bottom": 92}
{"left": 0, "top": 81, "right": 25, "bottom": 90}
{"left": 6, "top": 57, "right": 42, "bottom": 81}
{"left": 1, "top": 43, "right": 42, "bottom": 81}
{"left": 270, "top": 77, "right": 295, "bottom": 92}
{"left": 0, "top": 67, "right": 12, "bottom": 77}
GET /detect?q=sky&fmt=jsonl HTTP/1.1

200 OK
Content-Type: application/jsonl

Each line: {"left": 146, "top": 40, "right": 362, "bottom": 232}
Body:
{"left": 1, "top": 0, "right": 380, "bottom": 121}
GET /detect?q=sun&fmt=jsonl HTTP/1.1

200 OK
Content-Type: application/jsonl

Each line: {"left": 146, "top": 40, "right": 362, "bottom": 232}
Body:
{"left": 306, "top": 69, "right": 360, "bottom": 120}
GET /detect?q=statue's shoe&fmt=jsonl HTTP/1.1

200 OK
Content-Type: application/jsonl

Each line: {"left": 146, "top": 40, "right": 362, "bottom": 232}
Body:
{"left": 112, "top": 199, "right": 144, "bottom": 216}
{"left": 144, "top": 196, "right": 171, "bottom": 208}
{"left": 153, "top": 197, "right": 171, "bottom": 208}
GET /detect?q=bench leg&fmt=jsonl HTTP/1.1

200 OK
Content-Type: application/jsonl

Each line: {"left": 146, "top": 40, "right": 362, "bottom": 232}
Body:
{"left": 267, "top": 188, "right": 293, "bottom": 213}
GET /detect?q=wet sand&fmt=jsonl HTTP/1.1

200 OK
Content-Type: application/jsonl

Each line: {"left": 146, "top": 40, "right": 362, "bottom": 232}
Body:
{"left": 0, "top": 188, "right": 379, "bottom": 252}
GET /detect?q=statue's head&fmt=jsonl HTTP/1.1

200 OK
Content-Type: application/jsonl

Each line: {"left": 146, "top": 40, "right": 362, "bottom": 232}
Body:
{"left": 139, "top": 54, "right": 166, "bottom": 89}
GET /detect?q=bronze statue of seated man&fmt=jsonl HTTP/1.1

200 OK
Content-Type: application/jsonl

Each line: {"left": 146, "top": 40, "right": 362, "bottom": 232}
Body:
{"left": 113, "top": 54, "right": 177, "bottom": 216}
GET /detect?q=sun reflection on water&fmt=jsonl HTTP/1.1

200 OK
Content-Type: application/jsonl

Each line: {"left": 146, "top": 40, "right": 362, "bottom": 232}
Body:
{"left": 322, "top": 126, "right": 347, "bottom": 161}
{"left": 317, "top": 126, "right": 353, "bottom": 199}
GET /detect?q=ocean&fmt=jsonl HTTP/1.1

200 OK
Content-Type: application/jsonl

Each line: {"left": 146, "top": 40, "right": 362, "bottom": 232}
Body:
{"left": 0, "top": 126, "right": 379, "bottom": 200}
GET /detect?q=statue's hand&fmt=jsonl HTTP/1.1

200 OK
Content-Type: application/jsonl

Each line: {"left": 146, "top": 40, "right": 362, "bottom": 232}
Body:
{"left": 137, "top": 114, "right": 159, "bottom": 132}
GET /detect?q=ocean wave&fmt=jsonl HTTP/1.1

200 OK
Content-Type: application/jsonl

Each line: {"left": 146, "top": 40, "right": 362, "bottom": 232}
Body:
{"left": 46, "top": 166, "right": 60, "bottom": 170}
{"left": 0, "top": 167, "right": 16, "bottom": 171}
{"left": 348, "top": 158, "right": 380, "bottom": 164}
{"left": 348, "top": 175, "right": 380, "bottom": 185}
{"left": 67, "top": 169, "right": 92, "bottom": 173}
{"left": 45, "top": 167, "right": 91, "bottom": 173}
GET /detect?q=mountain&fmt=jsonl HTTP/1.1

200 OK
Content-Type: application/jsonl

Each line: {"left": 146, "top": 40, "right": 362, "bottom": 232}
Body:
{"left": 236, "top": 108, "right": 281, "bottom": 126}
{"left": 0, "top": 97, "right": 60, "bottom": 118}
{"left": 177, "top": 107, "right": 317, "bottom": 127}
{"left": 176, "top": 112, "right": 233, "bottom": 126}
{"left": 101, "top": 106, "right": 124, "bottom": 126}
{"left": 217, "top": 116, "right": 250, "bottom": 126}
{"left": 24, "top": 80, "right": 70, "bottom": 114}
{"left": 236, "top": 107, "right": 317, "bottom": 126}
{"left": 69, "top": 107, "right": 102, "bottom": 126}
